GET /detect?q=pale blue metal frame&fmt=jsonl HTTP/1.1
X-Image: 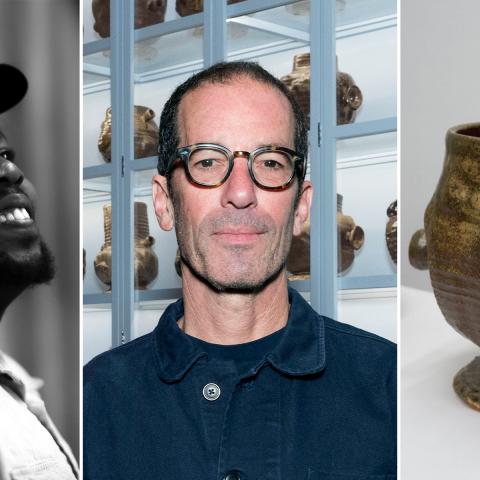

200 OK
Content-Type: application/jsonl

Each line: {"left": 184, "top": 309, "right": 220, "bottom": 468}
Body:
{"left": 110, "top": 0, "right": 135, "bottom": 345}
{"left": 83, "top": 0, "right": 398, "bottom": 344}
{"left": 309, "top": 0, "right": 337, "bottom": 319}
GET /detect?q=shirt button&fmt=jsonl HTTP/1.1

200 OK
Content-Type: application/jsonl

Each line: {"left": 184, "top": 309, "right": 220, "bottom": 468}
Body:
{"left": 224, "top": 473, "right": 241, "bottom": 480}
{"left": 203, "top": 382, "right": 221, "bottom": 401}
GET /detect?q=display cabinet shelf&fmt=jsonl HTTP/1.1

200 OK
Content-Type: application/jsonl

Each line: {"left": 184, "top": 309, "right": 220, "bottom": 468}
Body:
{"left": 84, "top": 288, "right": 183, "bottom": 306}
{"left": 83, "top": 0, "right": 396, "bottom": 90}
{"left": 289, "top": 276, "right": 397, "bottom": 292}
{"left": 336, "top": 117, "right": 397, "bottom": 140}
{"left": 84, "top": 293, "right": 112, "bottom": 305}
{"left": 129, "top": 156, "right": 158, "bottom": 171}
{"left": 339, "top": 274, "right": 396, "bottom": 290}
{"left": 97, "top": 285, "right": 397, "bottom": 312}
{"left": 84, "top": 163, "right": 113, "bottom": 180}
{"left": 83, "top": 38, "right": 111, "bottom": 56}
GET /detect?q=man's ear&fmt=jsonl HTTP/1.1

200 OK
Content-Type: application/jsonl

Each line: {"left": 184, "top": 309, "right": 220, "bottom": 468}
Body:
{"left": 293, "top": 180, "right": 313, "bottom": 237}
{"left": 152, "top": 174, "right": 175, "bottom": 231}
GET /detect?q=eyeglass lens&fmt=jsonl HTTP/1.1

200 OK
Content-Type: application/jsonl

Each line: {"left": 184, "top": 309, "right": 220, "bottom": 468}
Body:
{"left": 187, "top": 148, "right": 294, "bottom": 188}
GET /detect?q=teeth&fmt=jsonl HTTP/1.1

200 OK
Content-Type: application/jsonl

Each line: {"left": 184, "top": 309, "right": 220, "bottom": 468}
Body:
{"left": 0, "top": 207, "right": 32, "bottom": 224}
{"left": 13, "top": 208, "right": 24, "bottom": 220}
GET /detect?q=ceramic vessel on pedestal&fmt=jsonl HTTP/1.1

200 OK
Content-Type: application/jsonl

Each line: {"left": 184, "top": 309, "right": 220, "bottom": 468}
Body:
{"left": 409, "top": 123, "right": 480, "bottom": 410}
{"left": 92, "top": 0, "right": 166, "bottom": 38}
{"left": 98, "top": 106, "right": 159, "bottom": 162}
{"left": 280, "top": 53, "right": 363, "bottom": 125}
{"left": 94, "top": 202, "right": 158, "bottom": 291}
{"left": 287, "top": 194, "right": 365, "bottom": 279}
{"left": 175, "top": 0, "right": 244, "bottom": 16}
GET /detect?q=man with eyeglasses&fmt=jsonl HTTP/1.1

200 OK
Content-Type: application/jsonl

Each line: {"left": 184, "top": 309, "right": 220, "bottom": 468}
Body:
{"left": 84, "top": 61, "right": 396, "bottom": 480}
{"left": 0, "top": 64, "right": 78, "bottom": 479}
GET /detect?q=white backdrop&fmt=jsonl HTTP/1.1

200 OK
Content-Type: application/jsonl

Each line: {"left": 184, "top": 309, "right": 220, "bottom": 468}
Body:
{"left": 401, "top": 1, "right": 480, "bottom": 478}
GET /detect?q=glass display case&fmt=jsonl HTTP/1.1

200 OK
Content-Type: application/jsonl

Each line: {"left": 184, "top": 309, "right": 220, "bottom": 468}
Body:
{"left": 83, "top": 0, "right": 397, "bottom": 364}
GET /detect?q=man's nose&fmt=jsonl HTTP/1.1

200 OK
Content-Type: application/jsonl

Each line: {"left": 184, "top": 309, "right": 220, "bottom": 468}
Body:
{"left": 220, "top": 157, "right": 257, "bottom": 209}
{"left": 0, "top": 157, "right": 24, "bottom": 186}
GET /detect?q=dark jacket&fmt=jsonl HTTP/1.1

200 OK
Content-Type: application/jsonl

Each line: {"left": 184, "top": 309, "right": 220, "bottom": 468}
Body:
{"left": 84, "top": 288, "right": 396, "bottom": 480}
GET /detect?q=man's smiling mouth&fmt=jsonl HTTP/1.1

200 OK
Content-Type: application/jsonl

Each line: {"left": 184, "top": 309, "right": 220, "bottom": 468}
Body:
{"left": 0, "top": 207, "right": 33, "bottom": 225}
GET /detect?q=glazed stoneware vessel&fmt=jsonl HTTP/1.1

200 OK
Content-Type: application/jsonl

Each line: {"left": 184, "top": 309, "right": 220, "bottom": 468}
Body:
{"left": 386, "top": 200, "right": 397, "bottom": 265}
{"left": 280, "top": 53, "right": 363, "bottom": 125}
{"left": 175, "top": 0, "right": 244, "bottom": 16}
{"left": 94, "top": 202, "right": 159, "bottom": 290}
{"left": 98, "top": 106, "right": 159, "bottom": 162}
{"left": 409, "top": 123, "right": 480, "bottom": 410}
{"left": 287, "top": 194, "right": 365, "bottom": 279}
{"left": 92, "top": 0, "right": 166, "bottom": 38}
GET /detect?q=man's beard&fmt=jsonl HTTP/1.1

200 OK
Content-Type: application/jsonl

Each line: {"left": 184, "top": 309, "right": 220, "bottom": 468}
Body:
{"left": 179, "top": 250, "right": 286, "bottom": 294}
{"left": 0, "top": 240, "right": 55, "bottom": 287}
{"left": 172, "top": 189, "right": 295, "bottom": 294}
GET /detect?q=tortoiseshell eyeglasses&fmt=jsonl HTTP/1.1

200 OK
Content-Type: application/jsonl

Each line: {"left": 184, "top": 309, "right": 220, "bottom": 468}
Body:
{"left": 164, "top": 143, "right": 306, "bottom": 191}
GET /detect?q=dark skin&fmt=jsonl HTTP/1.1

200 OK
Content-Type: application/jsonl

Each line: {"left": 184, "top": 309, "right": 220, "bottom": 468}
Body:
{"left": 0, "top": 131, "right": 54, "bottom": 319}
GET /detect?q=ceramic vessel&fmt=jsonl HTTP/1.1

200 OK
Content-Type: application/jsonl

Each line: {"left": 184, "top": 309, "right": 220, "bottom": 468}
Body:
{"left": 98, "top": 106, "right": 159, "bottom": 162}
{"left": 94, "top": 202, "right": 158, "bottom": 290}
{"left": 386, "top": 200, "right": 397, "bottom": 264}
{"left": 175, "top": 0, "right": 244, "bottom": 16}
{"left": 409, "top": 123, "right": 480, "bottom": 411}
{"left": 287, "top": 194, "right": 365, "bottom": 279}
{"left": 92, "top": 0, "right": 166, "bottom": 38}
{"left": 280, "top": 53, "right": 363, "bottom": 125}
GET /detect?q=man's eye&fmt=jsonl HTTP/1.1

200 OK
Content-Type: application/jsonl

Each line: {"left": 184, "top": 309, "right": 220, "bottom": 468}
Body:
{"left": 193, "top": 158, "right": 221, "bottom": 169}
{"left": 263, "top": 159, "right": 283, "bottom": 169}
{"left": 199, "top": 158, "right": 215, "bottom": 168}
{"left": 0, "top": 149, "right": 14, "bottom": 161}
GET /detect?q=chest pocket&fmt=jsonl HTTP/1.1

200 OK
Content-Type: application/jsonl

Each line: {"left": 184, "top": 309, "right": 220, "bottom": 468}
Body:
{"left": 10, "top": 458, "right": 75, "bottom": 480}
{"left": 307, "top": 469, "right": 396, "bottom": 480}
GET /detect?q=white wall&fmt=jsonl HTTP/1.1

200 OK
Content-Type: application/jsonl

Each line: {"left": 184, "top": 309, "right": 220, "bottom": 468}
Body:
{"left": 401, "top": 0, "right": 480, "bottom": 291}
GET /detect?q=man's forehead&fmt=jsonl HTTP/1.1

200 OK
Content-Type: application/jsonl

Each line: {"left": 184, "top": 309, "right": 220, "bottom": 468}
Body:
{"left": 177, "top": 77, "right": 294, "bottom": 142}
{"left": 180, "top": 77, "right": 289, "bottom": 110}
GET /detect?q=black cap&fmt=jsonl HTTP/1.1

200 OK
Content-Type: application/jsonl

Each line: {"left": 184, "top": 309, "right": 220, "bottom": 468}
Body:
{"left": 0, "top": 64, "right": 28, "bottom": 114}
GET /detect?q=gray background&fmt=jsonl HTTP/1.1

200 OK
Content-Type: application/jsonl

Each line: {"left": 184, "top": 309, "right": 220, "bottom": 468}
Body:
{"left": 401, "top": 0, "right": 480, "bottom": 291}
{"left": 0, "top": 0, "right": 79, "bottom": 458}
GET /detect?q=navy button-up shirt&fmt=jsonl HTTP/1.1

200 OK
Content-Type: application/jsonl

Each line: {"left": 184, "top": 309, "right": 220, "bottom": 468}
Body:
{"left": 84, "top": 288, "right": 396, "bottom": 480}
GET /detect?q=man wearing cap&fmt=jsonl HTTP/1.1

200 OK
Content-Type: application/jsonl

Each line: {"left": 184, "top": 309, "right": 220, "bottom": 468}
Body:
{"left": 84, "top": 61, "right": 396, "bottom": 480}
{"left": 0, "top": 64, "right": 78, "bottom": 479}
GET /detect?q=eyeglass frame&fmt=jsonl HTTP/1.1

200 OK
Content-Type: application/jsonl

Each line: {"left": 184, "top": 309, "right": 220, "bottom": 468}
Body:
{"left": 161, "top": 143, "right": 306, "bottom": 191}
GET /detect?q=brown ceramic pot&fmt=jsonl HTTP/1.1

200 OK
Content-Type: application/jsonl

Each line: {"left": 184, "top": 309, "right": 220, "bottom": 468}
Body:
{"left": 92, "top": 0, "right": 167, "bottom": 38}
{"left": 175, "top": 0, "right": 244, "bottom": 16}
{"left": 337, "top": 194, "right": 365, "bottom": 273}
{"left": 280, "top": 53, "right": 363, "bottom": 125}
{"left": 386, "top": 200, "right": 397, "bottom": 264}
{"left": 287, "top": 194, "right": 365, "bottom": 279}
{"left": 98, "top": 106, "right": 159, "bottom": 162}
{"left": 409, "top": 123, "right": 480, "bottom": 411}
{"left": 94, "top": 202, "right": 158, "bottom": 290}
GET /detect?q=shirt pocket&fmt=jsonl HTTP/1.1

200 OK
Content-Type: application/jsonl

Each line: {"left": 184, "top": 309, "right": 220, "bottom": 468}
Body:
{"left": 307, "top": 469, "right": 396, "bottom": 480}
{"left": 10, "top": 457, "right": 75, "bottom": 480}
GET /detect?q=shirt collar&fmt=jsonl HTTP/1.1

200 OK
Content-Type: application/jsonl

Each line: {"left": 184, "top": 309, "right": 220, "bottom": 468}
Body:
{"left": 152, "top": 287, "right": 326, "bottom": 383}
{"left": 0, "top": 350, "right": 44, "bottom": 400}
